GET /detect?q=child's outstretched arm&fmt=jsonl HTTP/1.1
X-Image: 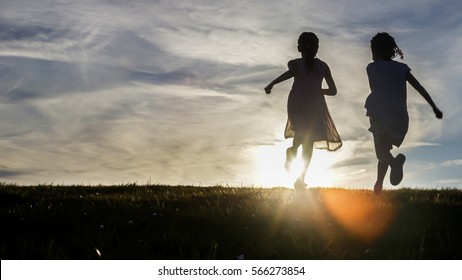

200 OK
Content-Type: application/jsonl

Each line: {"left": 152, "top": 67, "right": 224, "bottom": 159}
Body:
{"left": 321, "top": 65, "right": 337, "bottom": 96}
{"left": 264, "top": 70, "right": 294, "bottom": 94}
{"left": 406, "top": 72, "right": 443, "bottom": 119}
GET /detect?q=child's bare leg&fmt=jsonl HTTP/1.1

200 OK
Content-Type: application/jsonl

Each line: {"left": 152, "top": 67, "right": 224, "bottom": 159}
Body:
{"left": 285, "top": 134, "right": 302, "bottom": 171}
{"left": 295, "top": 138, "right": 313, "bottom": 189}
{"left": 374, "top": 160, "right": 388, "bottom": 194}
{"left": 374, "top": 134, "right": 406, "bottom": 186}
{"left": 373, "top": 134, "right": 393, "bottom": 193}
{"left": 292, "top": 134, "right": 303, "bottom": 150}
{"left": 374, "top": 136, "right": 394, "bottom": 165}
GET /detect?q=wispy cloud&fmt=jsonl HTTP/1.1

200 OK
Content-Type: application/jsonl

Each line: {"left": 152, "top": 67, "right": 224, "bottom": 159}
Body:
{"left": 442, "top": 160, "right": 462, "bottom": 167}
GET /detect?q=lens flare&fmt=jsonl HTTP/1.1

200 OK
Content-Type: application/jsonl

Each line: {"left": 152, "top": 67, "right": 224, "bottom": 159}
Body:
{"left": 319, "top": 189, "right": 396, "bottom": 242}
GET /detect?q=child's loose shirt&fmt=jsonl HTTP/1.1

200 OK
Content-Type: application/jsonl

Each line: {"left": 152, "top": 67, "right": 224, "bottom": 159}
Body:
{"left": 365, "top": 60, "right": 411, "bottom": 147}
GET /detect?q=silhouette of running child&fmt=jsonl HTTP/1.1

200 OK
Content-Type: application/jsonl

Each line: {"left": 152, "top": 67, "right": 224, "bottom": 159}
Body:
{"left": 265, "top": 32, "right": 342, "bottom": 190}
{"left": 365, "top": 32, "right": 443, "bottom": 194}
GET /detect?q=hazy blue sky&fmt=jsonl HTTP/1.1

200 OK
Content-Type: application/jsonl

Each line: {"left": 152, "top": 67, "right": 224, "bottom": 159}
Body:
{"left": 1, "top": 0, "right": 461, "bottom": 188}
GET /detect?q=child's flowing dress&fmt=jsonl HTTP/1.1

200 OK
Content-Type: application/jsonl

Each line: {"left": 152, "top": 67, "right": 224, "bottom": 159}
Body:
{"left": 285, "top": 58, "right": 342, "bottom": 151}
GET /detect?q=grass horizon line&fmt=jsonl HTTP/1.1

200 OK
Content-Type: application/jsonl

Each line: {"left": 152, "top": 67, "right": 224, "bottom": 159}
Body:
{"left": 1, "top": 181, "right": 461, "bottom": 190}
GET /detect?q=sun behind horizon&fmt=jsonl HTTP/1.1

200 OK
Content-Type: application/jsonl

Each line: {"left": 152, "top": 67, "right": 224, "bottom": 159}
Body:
{"left": 252, "top": 142, "right": 338, "bottom": 187}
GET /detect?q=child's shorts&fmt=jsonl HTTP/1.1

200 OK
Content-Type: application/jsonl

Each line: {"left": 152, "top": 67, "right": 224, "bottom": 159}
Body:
{"left": 370, "top": 117, "right": 393, "bottom": 161}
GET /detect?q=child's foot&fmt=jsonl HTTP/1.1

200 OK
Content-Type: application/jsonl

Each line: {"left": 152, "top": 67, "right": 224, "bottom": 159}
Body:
{"left": 373, "top": 183, "right": 383, "bottom": 195}
{"left": 390, "top": 153, "right": 406, "bottom": 186}
{"left": 285, "top": 147, "right": 297, "bottom": 171}
{"left": 294, "top": 178, "right": 307, "bottom": 191}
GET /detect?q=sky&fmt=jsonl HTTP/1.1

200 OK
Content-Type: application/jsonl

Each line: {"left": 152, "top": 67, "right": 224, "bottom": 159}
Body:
{"left": 0, "top": 0, "right": 461, "bottom": 188}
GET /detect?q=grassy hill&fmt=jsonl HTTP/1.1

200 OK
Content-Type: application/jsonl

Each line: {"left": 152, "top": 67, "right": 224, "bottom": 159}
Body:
{"left": 1, "top": 184, "right": 461, "bottom": 259}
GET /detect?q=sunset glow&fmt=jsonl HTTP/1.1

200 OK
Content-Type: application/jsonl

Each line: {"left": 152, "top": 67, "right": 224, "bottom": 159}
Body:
{"left": 252, "top": 143, "right": 338, "bottom": 187}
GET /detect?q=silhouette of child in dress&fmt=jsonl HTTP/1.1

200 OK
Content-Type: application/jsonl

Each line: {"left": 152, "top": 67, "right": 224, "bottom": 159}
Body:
{"left": 265, "top": 32, "right": 342, "bottom": 190}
